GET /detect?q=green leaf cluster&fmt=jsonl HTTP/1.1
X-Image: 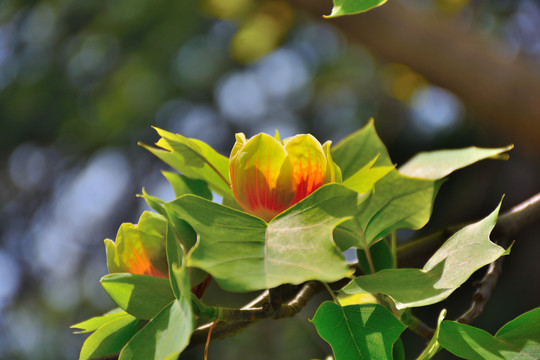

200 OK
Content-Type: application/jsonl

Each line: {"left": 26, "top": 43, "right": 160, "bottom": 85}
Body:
{"left": 72, "top": 123, "right": 526, "bottom": 360}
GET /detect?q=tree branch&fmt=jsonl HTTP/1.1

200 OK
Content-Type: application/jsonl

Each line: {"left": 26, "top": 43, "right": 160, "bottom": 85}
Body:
{"left": 187, "top": 281, "right": 325, "bottom": 349}
{"left": 456, "top": 259, "right": 504, "bottom": 324}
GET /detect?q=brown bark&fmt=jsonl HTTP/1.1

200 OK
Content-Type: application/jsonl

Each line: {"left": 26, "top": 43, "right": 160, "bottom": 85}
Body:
{"left": 290, "top": 0, "right": 540, "bottom": 153}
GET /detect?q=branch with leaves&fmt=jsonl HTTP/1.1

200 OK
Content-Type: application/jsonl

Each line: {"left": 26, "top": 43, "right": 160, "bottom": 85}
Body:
{"left": 71, "top": 119, "right": 540, "bottom": 360}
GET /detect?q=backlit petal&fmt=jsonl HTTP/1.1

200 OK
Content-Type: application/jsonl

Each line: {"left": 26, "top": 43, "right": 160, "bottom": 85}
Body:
{"left": 283, "top": 134, "right": 328, "bottom": 204}
{"left": 230, "top": 133, "right": 295, "bottom": 222}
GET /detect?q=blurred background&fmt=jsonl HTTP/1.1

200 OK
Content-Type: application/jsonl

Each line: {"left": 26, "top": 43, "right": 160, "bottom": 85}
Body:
{"left": 0, "top": 0, "right": 539, "bottom": 358}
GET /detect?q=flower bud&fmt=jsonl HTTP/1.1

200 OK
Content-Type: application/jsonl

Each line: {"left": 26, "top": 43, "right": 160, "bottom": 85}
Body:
{"left": 229, "top": 132, "right": 340, "bottom": 222}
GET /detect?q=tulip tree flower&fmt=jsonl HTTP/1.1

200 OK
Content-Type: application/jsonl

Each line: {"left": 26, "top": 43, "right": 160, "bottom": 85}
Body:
{"left": 105, "top": 212, "right": 169, "bottom": 279}
{"left": 229, "top": 132, "right": 341, "bottom": 222}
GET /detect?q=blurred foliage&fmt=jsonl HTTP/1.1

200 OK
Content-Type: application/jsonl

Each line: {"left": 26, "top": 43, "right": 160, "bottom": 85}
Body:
{"left": 0, "top": 0, "right": 539, "bottom": 359}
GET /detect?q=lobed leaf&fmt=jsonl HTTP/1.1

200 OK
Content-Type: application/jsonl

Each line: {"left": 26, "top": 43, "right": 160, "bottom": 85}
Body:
{"left": 343, "top": 201, "right": 506, "bottom": 309}
{"left": 165, "top": 184, "right": 362, "bottom": 292}
{"left": 311, "top": 301, "right": 405, "bottom": 360}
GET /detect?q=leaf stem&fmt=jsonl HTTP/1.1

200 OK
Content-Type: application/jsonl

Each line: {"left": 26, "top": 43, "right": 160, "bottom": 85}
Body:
{"left": 401, "top": 311, "right": 435, "bottom": 339}
{"left": 322, "top": 282, "right": 339, "bottom": 304}
{"left": 390, "top": 231, "right": 397, "bottom": 268}
{"left": 354, "top": 218, "right": 376, "bottom": 274}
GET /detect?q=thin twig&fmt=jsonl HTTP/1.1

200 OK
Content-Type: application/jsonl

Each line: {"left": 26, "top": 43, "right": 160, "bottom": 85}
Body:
{"left": 456, "top": 259, "right": 504, "bottom": 324}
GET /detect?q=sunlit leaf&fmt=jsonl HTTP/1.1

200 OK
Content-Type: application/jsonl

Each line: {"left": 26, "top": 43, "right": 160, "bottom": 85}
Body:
{"left": 343, "top": 201, "right": 506, "bottom": 308}
{"left": 325, "top": 0, "right": 388, "bottom": 18}
{"left": 355, "top": 169, "right": 442, "bottom": 246}
{"left": 162, "top": 171, "right": 212, "bottom": 200}
{"left": 399, "top": 145, "right": 513, "bottom": 180}
{"left": 119, "top": 298, "right": 193, "bottom": 360}
{"left": 342, "top": 156, "right": 394, "bottom": 194}
{"left": 79, "top": 314, "right": 140, "bottom": 360}
{"left": 140, "top": 127, "right": 232, "bottom": 199}
{"left": 165, "top": 184, "right": 361, "bottom": 292}
{"left": 332, "top": 120, "right": 392, "bottom": 180}
{"left": 101, "top": 273, "right": 175, "bottom": 320}
{"left": 439, "top": 307, "right": 540, "bottom": 359}
{"left": 71, "top": 309, "right": 127, "bottom": 334}
{"left": 311, "top": 301, "right": 405, "bottom": 360}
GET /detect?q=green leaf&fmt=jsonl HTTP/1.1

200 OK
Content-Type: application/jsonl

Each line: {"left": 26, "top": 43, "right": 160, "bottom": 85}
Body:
{"left": 355, "top": 169, "right": 442, "bottom": 246}
{"left": 105, "top": 211, "right": 168, "bottom": 278}
{"left": 343, "top": 201, "right": 506, "bottom": 308}
{"left": 139, "top": 173, "right": 212, "bottom": 217}
{"left": 79, "top": 314, "right": 140, "bottom": 360}
{"left": 311, "top": 301, "right": 405, "bottom": 360}
{"left": 399, "top": 145, "right": 513, "bottom": 180}
{"left": 165, "top": 224, "right": 192, "bottom": 300}
{"left": 357, "top": 239, "right": 395, "bottom": 274}
{"left": 342, "top": 156, "right": 394, "bottom": 194}
{"left": 140, "top": 188, "right": 168, "bottom": 217}
{"left": 416, "top": 309, "right": 446, "bottom": 360}
{"left": 140, "top": 127, "right": 232, "bottom": 199}
{"left": 101, "top": 273, "right": 175, "bottom": 320}
{"left": 119, "top": 299, "right": 193, "bottom": 360}
{"left": 439, "top": 307, "right": 540, "bottom": 359}
{"left": 325, "top": 0, "right": 388, "bottom": 17}
{"left": 165, "top": 184, "right": 361, "bottom": 292}
{"left": 71, "top": 309, "right": 127, "bottom": 334}
{"left": 332, "top": 120, "right": 393, "bottom": 180}
{"left": 162, "top": 171, "right": 212, "bottom": 200}
{"left": 393, "top": 338, "right": 405, "bottom": 360}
